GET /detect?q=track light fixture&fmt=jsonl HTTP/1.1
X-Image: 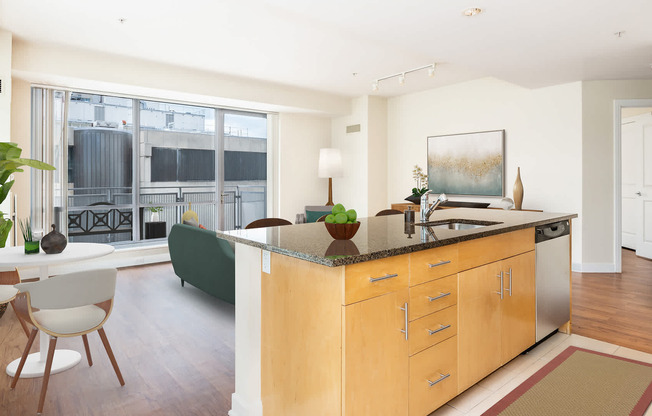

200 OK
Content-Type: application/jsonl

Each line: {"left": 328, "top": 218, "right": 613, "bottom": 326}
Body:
{"left": 372, "top": 63, "right": 436, "bottom": 91}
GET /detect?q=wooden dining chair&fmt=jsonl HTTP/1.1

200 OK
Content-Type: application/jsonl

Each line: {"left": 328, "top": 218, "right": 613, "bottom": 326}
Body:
{"left": 11, "top": 268, "right": 125, "bottom": 414}
{"left": 375, "top": 209, "right": 403, "bottom": 216}
{"left": 245, "top": 218, "right": 293, "bottom": 229}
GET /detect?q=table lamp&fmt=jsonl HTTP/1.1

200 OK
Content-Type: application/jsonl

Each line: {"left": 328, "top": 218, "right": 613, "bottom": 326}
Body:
{"left": 318, "top": 148, "right": 343, "bottom": 206}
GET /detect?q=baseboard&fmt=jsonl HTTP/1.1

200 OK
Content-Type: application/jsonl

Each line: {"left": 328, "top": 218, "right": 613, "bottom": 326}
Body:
{"left": 228, "top": 393, "right": 263, "bottom": 416}
{"left": 572, "top": 262, "right": 617, "bottom": 273}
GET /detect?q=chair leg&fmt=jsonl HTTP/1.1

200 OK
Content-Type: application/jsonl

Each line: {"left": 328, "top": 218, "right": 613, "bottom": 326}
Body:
{"left": 180, "top": 279, "right": 185, "bottom": 287}
{"left": 37, "top": 336, "right": 57, "bottom": 415}
{"left": 9, "top": 300, "right": 31, "bottom": 338}
{"left": 11, "top": 327, "right": 39, "bottom": 389}
{"left": 97, "top": 327, "right": 125, "bottom": 386}
{"left": 82, "top": 334, "right": 93, "bottom": 366}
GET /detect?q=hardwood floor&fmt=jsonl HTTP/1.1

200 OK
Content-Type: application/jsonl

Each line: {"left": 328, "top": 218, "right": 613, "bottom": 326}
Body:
{"left": 572, "top": 248, "right": 652, "bottom": 354}
{"left": 0, "top": 249, "right": 650, "bottom": 415}
{"left": 0, "top": 263, "right": 235, "bottom": 415}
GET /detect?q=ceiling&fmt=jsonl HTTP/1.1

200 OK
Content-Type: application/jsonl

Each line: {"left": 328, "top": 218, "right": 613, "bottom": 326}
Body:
{"left": 1, "top": 0, "right": 651, "bottom": 98}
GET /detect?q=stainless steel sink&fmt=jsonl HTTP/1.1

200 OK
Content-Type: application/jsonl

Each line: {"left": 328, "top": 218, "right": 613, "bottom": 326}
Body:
{"left": 415, "top": 220, "right": 502, "bottom": 230}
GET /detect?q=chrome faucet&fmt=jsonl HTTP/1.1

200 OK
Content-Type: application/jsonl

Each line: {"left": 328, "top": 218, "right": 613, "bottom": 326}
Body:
{"left": 420, "top": 191, "right": 448, "bottom": 222}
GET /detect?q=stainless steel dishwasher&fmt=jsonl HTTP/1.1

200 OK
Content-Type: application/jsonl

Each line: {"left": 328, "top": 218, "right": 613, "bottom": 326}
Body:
{"left": 535, "top": 220, "right": 570, "bottom": 342}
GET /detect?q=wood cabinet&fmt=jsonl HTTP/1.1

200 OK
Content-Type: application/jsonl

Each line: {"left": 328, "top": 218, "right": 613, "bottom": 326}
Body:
{"left": 458, "top": 251, "right": 535, "bottom": 391}
{"left": 343, "top": 289, "right": 409, "bottom": 415}
{"left": 262, "top": 228, "right": 538, "bottom": 416}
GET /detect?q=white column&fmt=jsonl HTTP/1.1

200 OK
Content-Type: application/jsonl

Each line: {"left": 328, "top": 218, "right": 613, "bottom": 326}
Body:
{"left": 229, "top": 243, "right": 263, "bottom": 416}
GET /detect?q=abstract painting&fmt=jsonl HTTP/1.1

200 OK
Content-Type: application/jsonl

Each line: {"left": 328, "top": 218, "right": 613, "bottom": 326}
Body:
{"left": 427, "top": 130, "right": 504, "bottom": 196}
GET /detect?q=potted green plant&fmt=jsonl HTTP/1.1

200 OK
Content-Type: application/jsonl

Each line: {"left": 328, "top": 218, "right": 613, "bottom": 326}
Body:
{"left": 405, "top": 165, "right": 429, "bottom": 204}
{"left": 18, "top": 217, "right": 39, "bottom": 254}
{"left": 147, "top": 206, "right": 163, "bottom": 222}
{"left": 0, "top": 142, "right": 56, "bottom": 248}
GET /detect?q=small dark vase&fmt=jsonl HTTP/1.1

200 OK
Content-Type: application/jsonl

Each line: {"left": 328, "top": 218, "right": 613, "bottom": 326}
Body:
{"left": 404, "top": 195, "right": 422, "bottom": 205}
{"left": 41, "top": 224, "right": 67, "bottom": 254}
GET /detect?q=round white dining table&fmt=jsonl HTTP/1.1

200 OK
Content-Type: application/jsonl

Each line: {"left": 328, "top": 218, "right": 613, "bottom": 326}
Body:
{"left": 0, "top": 242, "right": 114, "bottom": 378}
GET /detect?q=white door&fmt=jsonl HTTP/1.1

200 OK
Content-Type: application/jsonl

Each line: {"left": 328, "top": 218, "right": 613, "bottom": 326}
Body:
{"left": 638, "top": 122, "right": 652, "bottom": 259}
{"left": 622, "top": 111, "right": 652, "bottom": 259}
{"left": 621, "top": 119, "right": 639, "bottom": 250}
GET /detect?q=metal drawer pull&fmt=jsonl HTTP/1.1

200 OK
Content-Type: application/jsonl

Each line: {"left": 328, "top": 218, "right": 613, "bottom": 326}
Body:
{"left": 427, "top": 292, "right": 451, "bottom": 302}
{"left": 428, "top": 260, "right": 451, "bottom": 268}
{"left": 427, "top": 373, "right": 451, "bottom": 387}
{"left": 505, "top": 268, "right": 512, "bottom": 296}
{"left": 400, "top": 303, "right": 408, "bottom": 340}
{"left": 369, "top": 273, "right": 398, "bottom": 283}
{"left": 496, "top": 271, "right": 504, "bottom": 300}
{"left": 427, "top": 324, "right": 451, "bottom": 336}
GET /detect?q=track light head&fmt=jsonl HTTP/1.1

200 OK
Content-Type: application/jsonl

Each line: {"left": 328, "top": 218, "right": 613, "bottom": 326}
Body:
{"left": 428, "top": 64, "right": 436, "bottom": 77}
{"left": 372, "top": 80, "right": 379, "bottom": 91}
{"left": 398, "top": 73, "right": 405, "bottom": 85}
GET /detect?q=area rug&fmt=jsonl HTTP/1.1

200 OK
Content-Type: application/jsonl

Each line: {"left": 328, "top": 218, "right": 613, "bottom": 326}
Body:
{"left": 482, "top": 346, "right": 652, "bottom": 416}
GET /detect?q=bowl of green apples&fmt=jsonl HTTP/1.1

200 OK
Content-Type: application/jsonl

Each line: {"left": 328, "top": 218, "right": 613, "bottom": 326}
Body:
{"left": 324, "top": 203, "right": 360, "bottom": 240}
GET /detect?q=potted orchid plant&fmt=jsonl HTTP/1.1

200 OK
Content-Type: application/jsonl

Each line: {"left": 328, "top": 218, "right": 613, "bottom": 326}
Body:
{"left": 405, "top": 165, "right": 429, "bottom": 204}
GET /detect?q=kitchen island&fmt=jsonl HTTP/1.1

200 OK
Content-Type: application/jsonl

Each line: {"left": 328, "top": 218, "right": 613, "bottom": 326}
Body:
{"left": 218, "top": 208, "right": 577, "bottom": 416}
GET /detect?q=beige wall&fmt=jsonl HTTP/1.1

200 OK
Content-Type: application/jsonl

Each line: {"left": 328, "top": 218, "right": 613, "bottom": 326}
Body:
{"left": 581, "top": 80, "right": 652, "bottom": 270}
{"left": 386, "top": 78, "right": 584, "bottom": 265}
{"left": 0, "top": 30, "right": 12, "bottom": 239}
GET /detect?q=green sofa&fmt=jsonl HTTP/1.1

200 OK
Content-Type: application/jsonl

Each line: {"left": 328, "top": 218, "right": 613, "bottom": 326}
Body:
{"left": 168, "top": 223, "right": 235, "bottom": 304}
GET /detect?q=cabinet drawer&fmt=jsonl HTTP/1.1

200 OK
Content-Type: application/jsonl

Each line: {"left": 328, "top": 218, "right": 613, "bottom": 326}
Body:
{"left": 457, "top": 228, "right": 534, "bottom": 271}
{"left": 409, "top": 336, "right": 457, "bottom": 416}
{"left": 408, "top": 305, "right": 457, "bottom": 356}
{"left": 344, "top": 254, "right": 409, "bottom": 304}
{"left": 410, "top": 244, "right": 459, "bottom": 286}
{"left": 409, "top": 274, "right": 457, "bottom": 321}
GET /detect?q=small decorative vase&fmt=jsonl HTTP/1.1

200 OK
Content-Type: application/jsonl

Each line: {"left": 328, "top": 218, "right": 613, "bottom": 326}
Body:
{"left": 41, "top": 224, "right": 67, "bottom": 254}
{"left": 513, "top": 167, "right": 524, "bottom": 210}
{"left": 151, "top": 212, "right": 160, "bottom": 222}
{"left": 24, "top": 241, "right": 40, "bottom": 255}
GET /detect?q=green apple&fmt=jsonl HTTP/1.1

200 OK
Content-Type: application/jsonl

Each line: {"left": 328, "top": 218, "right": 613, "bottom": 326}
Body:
{"left": 325, "top": 214, "right": 336, "bottom": 223}
{"left": 332, "top": 203, "right": 346, "bottom": 215}
{"left": 334, "top": 213, "right": 348, "bottom": 224}
{"left": 345, "top": 209, "right": 357, "bottom": 222}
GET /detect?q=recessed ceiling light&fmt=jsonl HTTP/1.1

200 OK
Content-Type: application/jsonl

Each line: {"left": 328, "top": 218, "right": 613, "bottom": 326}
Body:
{"left": 463, "top": 7, "right": 483, "bottom": 17}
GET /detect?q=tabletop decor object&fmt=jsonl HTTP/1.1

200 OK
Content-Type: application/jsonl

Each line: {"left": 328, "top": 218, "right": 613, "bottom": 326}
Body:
{"left": 405, "top": 164, "right": 429, "bottom": 204}
{"left": 148, "top": 206, "right": 163, "bottom": 222}
{"left": 19, "top": 217, "right": 39, "bottom": 254}
{"left": 0, "top": 142, "right": 55, "bottom": 248}
{"left": 324, "top": 203, "right": 360, "bottom": 240}
{"left": 513, "top": 167, "right": 524, "bottom": 210}
{"left": 41, "top": 224, "right": 67, "bottom": 254}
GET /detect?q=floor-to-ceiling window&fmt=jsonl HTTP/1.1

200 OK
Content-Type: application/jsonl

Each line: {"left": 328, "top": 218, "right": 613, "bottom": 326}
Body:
{"left": 31, "top": 87, "right": 269, "bottom": 246}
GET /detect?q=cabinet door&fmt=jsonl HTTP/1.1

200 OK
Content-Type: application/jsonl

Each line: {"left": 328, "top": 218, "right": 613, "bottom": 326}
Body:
{"left": 343, "top": 289, "right": 409, "bottom": 415}
{"left": 500, "top": 251, "right": 536, "bottom": 363}
{"left": 458, "top": 262, "right": 503, "bottom": 392}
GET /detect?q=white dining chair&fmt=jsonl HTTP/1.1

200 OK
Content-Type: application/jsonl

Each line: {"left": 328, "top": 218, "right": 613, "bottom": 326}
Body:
{"left": 11, "top": 268, "right": 125, "bottom": 415}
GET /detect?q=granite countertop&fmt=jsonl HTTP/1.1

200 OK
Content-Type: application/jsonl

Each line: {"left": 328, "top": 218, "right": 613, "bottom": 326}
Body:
{"left": 217, "top": 208, "right": 577, "bottom": 267}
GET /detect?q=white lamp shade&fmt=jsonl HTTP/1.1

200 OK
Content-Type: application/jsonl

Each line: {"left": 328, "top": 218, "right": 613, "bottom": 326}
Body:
{"left": 318, "top": 148, "right": 343, "bottom": 178}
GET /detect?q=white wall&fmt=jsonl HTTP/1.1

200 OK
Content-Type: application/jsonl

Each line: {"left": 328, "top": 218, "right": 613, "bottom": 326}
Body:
{"left": 277, "top": 113, "right": 332, "bottom": 220}
{"left": 0, "top": 30, "right": 11, "bottom": 139}
{"left": 0, "top": 30, "right": 12, "bottom": 235}
{"left": 332, "top": 97, "right": 369, "bottom": 216}
{"left": 581, "top": 80, "right": 652, "bottom": 271}
{"left": 367, "top": 96, "right": 388, "bottom": 216}
{"left": 386, "top": 78, "right": 584, "bottom": 266}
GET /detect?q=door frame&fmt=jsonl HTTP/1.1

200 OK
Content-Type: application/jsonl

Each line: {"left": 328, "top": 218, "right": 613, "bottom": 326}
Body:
{"left": 613, "top": 99, "right": 652, "bottom": 272}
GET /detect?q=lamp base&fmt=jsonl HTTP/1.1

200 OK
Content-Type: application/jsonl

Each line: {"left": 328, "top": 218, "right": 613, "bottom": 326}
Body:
{"left": 325, "top": 178, "right": 334, "bottom": 206}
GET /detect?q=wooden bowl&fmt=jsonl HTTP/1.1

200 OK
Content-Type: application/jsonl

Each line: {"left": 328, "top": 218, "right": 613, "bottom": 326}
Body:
{"left": 324, "top": 221, "right": 360, "bottom": 240}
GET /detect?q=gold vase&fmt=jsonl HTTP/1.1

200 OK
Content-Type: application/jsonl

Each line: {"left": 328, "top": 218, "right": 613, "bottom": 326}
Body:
{"left": 513, "top": 167, "right": 524, "bottom": 210}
